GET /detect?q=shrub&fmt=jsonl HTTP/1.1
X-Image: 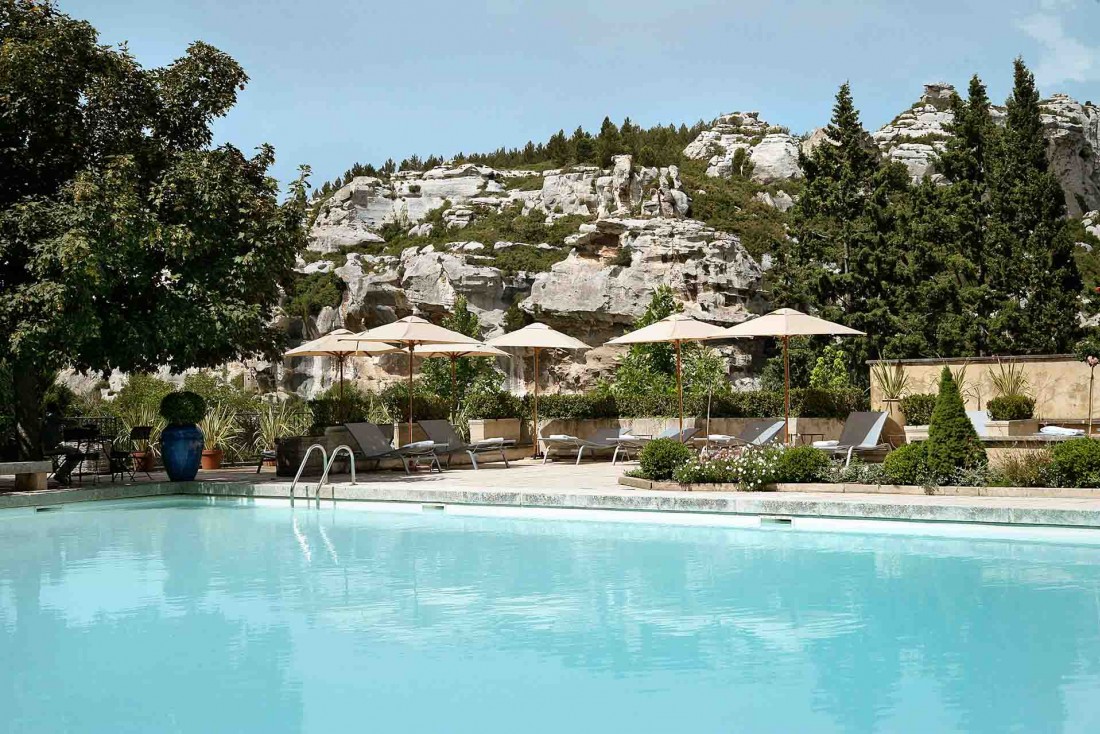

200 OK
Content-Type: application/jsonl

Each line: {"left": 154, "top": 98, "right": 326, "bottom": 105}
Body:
{"left": 284, "top": 271, "right": 346, "bottom": 319}
{"left": 834, "top": 458, "right": 886, "bottom": 485}
{"left": 987, "top": 395, "right": 1035, "bottom": 421}
{"left": 774, "top": 445, "right": 831, "bottom": 483}
{"left": 991, "top": 449, "right": 1051, "bottom": 488}
{"left": 925, "top": 367, "right": 986, "bottom": 480}
{"left": 638, "top": 438, "right": 694, "bottom": 481}
{"left": 673, "top": 446, "right": 780, "bottom": 490}
{"left": 1046, "top": 438, "right": 1100, "bottom": 487}
{"left": 900, "top": 393, "right": 936, "bottom": 425}
{"left": 535, "top": 392, "right": 619, "bottom": 419}
{"left": 380, "top": 381, "right": 451, "bottom": 423}
{"left": 462, "top": 390, "right": 524, "bottom": 420}
{"left": 883, "top": 442, "right": 932, "bottom": 485}
{"left": 160, "top": 391, "right": 207, "bottom": 425}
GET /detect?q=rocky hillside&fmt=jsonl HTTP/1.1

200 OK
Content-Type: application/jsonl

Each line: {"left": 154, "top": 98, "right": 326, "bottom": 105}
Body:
{"left": 273, "top": 82, "right": 1100, "bottom": 399}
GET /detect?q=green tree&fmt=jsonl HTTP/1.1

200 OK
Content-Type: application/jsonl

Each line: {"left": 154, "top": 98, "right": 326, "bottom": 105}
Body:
{"left": 420, "top": 296, "right": 501, "bottom": 408}
{"left": 0, "top": 1, "right": 309, "bottom": 459}
{"left": 925, "top": 366, "right": 986, "bottom": 480}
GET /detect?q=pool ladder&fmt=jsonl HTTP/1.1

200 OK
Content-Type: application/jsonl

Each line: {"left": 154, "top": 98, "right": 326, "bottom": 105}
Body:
{"left": 289, "top": 444, "right": 356, "bottom": 507}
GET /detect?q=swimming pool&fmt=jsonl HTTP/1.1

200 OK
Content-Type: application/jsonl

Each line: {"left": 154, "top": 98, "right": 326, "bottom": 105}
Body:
{"left": 1, "top": 497, "right": 1098, "bottom": 733}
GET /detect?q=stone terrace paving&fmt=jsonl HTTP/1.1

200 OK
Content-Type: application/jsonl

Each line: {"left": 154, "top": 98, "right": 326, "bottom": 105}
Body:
{"left": 4, "top": 460, "right": 1100, "bottom": 530}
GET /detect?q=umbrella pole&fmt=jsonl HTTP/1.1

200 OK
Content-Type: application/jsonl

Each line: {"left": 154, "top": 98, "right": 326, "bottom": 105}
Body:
{"left": 783, "top": 335, "right": 791, "bottom": 445}
{"left": 450, "top": 356, "right": 458, "bottom": 422}
{"left": 533, "top": 347, "right": 540, "bottom": 458}
{"left": 407, "top": 344, "right": 414, "bottom": 444}
{"left": 675, "top": 340, "right": 684, "bottom": 440}
{"left": 338, "top": 355, "right": 345, "bottom": 424}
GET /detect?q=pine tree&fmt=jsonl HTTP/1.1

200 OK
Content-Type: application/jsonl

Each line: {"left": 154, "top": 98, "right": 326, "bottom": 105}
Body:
{"left": 595, "top": 116, "right": 622, "bottom": 167}
{"left": 925, "top": 367, "right": 986, "bottom": 479}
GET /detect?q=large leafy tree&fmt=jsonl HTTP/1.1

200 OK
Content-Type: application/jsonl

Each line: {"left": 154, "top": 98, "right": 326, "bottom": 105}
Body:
{"left": 420, "top": 296, "right": 500, "bottom": 406}
{"left": 0, "top": 1, "right": 309, "bottom": 459}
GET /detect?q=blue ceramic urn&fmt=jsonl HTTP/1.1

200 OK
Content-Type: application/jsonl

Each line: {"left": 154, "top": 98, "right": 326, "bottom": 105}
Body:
{"left": 160, "top": 423, "right": 204, "bottom": 481}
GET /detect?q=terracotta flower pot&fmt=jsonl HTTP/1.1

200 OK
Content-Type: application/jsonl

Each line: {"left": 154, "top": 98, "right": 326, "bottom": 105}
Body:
{"left": 200, "top": 448, "right": 223, "bottom": 471}
{"left": 131, "top": 450, "right": 154, "bottom": 473}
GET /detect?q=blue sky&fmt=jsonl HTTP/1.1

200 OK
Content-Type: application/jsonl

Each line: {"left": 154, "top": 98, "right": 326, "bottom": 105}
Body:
{"left": 69, "top": 0, "right": 1100, "bottom": 192}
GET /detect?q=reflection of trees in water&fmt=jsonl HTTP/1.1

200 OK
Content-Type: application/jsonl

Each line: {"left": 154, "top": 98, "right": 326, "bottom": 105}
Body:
{"left": 2, "top": 502, "right": 1100, "bottom": 732}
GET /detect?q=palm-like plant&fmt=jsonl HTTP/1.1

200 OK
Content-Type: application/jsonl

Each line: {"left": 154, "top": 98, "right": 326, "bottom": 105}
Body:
{"left": 871, "top": 361, "right": 909, "bottom": 401}
{"left": 198, "top": 403, "right": 240, "bottom": 451}
{"left": 256, "top": 401, "right": 311, "bottom": 452}
{"left": 115, "top": 403, "right": 166, "bottom": 454}
{"left": 987, "top": 359, "right": 1030, "bottom": 398}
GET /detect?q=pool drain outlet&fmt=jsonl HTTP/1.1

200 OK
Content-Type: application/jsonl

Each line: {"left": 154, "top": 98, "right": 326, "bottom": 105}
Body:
{"left": 761, "top": 516, "right": 793, "bottom": 527}
{"left": 421, "top": 503, "right": 446, "bottom": 512}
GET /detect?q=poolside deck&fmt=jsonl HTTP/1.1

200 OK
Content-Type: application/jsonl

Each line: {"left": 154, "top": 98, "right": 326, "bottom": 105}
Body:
{"left": 4, "top": 459, "right": 1100, "bottom": 530}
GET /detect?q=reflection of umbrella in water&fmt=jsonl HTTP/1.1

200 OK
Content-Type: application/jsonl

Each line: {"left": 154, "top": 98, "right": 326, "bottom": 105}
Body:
{"left": 412, "top": 342, "right": 511, "bottom": 418}
{"left": 723, "top": 308, "right": 864, "bottom": 444}
{"left": 284, "top": 329, "right": 399, "bottom": 423}
{"left": 339, "top": 316, "right": 480, "bottom": 437}
{"left": 488, "top": 323, "right": 590, "bottom": 456}
{"left": 606, "top": 313, "right": 731, "bottom": 438}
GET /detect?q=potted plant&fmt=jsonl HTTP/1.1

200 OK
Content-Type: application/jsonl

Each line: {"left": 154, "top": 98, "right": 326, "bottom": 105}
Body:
{"left": 256, "top": 400, "right": 312, "bottom": 470}
{"left": 159, "top": 391, "right": 207, "bottom": 481}
{"left": 985, "top": 360, "right": 1037, "bottom": 436}
{"left": 118, "top": 403, "right": 163, "bottom": 472}
{"left": 198, "top": 403, "right": 239, "bottom": 470}
{"left": 900, "top": 393, "right": 936, "bottom": 443}
{"left": 871, "top": 360, "right": 909, "bottom": 445}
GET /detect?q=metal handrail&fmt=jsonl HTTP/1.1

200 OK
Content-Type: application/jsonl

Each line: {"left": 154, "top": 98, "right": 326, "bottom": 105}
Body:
{"left": 289, "top": 444, "right": 328, "bottom": 506}
{"left": 317, "top": 444, "right": 356, "bottom": 504}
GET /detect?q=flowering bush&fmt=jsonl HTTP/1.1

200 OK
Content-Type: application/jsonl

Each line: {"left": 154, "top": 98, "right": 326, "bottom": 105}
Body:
{"left": 673, "top": 446, "right": 781, "bottom": 490}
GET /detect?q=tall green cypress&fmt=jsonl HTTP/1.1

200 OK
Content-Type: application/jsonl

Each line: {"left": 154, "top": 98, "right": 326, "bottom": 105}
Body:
{"left": 926, "top": 367, "right": 986, "bottom": 480}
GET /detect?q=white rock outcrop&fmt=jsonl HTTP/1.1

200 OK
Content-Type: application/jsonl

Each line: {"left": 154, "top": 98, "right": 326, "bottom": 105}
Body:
{"left": 872, "top": 82, "right": 956, "bottom": 181}
{"left": 682, "top": 111, "right": 803, "bottom": 183}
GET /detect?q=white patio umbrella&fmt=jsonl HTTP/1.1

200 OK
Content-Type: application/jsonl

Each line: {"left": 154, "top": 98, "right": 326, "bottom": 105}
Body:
{"left": 605, "top": 313, "right": 730, "bottom": 438}
{"left": 339, "top": 316, "right": 481, "bottom": 438}
{"left": 284, "top": 328, "right": 399, "bottom": 423}
{"left": 412, "top": 342, "right": 511, "bottom": 417}
{"left": 488, "top": 323, "right": 591, "bottom": 456}
{"left": 723, "top": 308, "right": 865, "bottom": 444}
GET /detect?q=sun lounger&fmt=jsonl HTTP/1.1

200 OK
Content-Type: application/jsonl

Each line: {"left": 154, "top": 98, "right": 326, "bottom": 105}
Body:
{"left": 967, "top": 410, "right": 990, "bottom": 438}
{"left": 541, "top": 427, "right": 630, "bottom": 465}
{"left": 344, "top": 422, "right": 443, "bottom": 475}
{"left": 609, "top": 426, "right": 700, "bottom": 464}
{"left": 693, "top": 419, "right": 785, "bottom": 456}
{"left": 418, "top": 420, "right": 515, "bottom": 469}
{"left": 811, "top": 411, "right": 890, "bottom": 466}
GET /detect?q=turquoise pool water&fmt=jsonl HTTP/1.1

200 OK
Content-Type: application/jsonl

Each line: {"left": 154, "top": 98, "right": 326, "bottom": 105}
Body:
{"left": 1, "top": 498, "right": 1099, "bottom": 733}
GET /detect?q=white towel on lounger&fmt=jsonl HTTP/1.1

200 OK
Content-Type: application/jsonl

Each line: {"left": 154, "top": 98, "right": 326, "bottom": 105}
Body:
{"left": 813, "top": 440, "right": 839, "bottom": 448}
{"left": 547, "top": 434, "right": 575, "bottom": 440}
{"left": 1040, "top": 425, "right": 1084, "bottom": 436}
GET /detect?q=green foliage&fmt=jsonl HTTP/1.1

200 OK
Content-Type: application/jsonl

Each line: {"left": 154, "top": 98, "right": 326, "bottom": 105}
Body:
{"left": 672, "top": 446, "right": 780, "bottom": 489}
{"left": 380, "top": 381, "right": 451, "bottom": 423}
{"left": 284, "top": 272, "right": 346, "bottom": 319}
{"left": 925, "top": 367, "right": 986, "bottom": 479}
{"left": 986, "top": 359, "right": 1030, "bottom": 399}
{"left": 1074, "top": 334, "right": 1100, "bottom": 364}
{"left": 256, "top": 400, "right": 312, "bottom": 450}
{"left": 198, "top": 403, "right": 239, "bottom": 451}
{"left": 160, "top": 391, "right": 207, "bottom": 425}
{"left": 460, "top": 390, "right": 525, "bottom": 420}
{"left": 110, "top": 374, "right": 175, "bottom": 421}
{"left": 182, "top": 372, "right": 259, "bottom": 413}
{"left": 882, "top": 442, "right": 932, "bottom": 485}
{"left": 900, "top": 393, "right": 936, "bottom": 425}
{"left": 871, "top": 361, "right": 909, "bottom": 401}
{"left": 1046, "top": 438, "right": 1100, "bottom": 487}
{"left": 808, "top": 344, "right": 851, "bottom": 390}
{"left": 638, "top": 438, "right": 694, "bottom": 481}
{"left": 535, "top": 387, "right": 865, "bottom": 420}
{"left": 987, "top": 395, "right": 1035, "bottom": 421}
{"left": 0, "top": 3, "right": 310, "bottom": 459}
{"left": 502, "top": 293, "right": 533, "bottom": 333}
{"left": 420, "top": 296, "right": 502, "bottom": 409}
{"left": 774, "top": 445, "right": 832, "bottom": 483}
{"left": 759, "top": 337, "right": 817, "bottom": 391}
{"left": 992, "top": 449, "right": 1051, "bottom": 488}
{"left": 308, "top": 383, "right": 386, "bottom": 428}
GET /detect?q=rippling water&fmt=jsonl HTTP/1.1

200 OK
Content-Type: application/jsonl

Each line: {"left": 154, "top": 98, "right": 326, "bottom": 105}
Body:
{"left": 2, "top": 498, "right": 1099, "bottom": 733}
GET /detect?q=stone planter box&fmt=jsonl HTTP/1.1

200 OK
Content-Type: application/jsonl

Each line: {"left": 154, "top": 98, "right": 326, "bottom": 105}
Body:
{"left": 469, "top": 418, "right": 522, "bottom": 444}
{"left": 276, "top": 424, "right": 394, "bottom": 477}
{"left": 904, "top": 425, "right": 929, "bottom": 443}
{"left": 985, "top": 419, "right": 1040, "bottom": 437}
{"left": 535, "top": 416, "right": 846, "bottom": 449}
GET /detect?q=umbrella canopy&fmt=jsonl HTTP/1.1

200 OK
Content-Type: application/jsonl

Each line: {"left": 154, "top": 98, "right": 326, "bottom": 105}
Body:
{"left": 606, "top": 314, "right": 730, "bottom": 437}
{"left": 724, "top": 308, "right": 865, "bottom": 444}
{"left": 339, "top": 316, "right": 483, "bottom": 438}
{"left": 284, "top": 329, "right": 399, "bottom": 423}
{"left": 487, "top": 322, "right": 590, "bottom": 350}
{"left": 488, "top": 324, "right": 591, "bottom": 456}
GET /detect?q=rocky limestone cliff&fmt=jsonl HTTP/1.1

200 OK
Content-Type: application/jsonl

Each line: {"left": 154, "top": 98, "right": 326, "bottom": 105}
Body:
{"left": 681, "top": 111, "right": 803, "bottom": 182}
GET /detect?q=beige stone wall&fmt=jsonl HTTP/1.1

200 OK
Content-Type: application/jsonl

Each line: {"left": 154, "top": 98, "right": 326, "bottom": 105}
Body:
{"left": 868, "top": 355, "right": 1095, "bottom": 421}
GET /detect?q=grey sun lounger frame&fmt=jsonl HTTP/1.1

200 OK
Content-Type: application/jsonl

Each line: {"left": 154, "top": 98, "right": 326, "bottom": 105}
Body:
{"left": 541, "top": 427, "right": 630, "bottom": 465}
{"left": 813, "top": 411, "right": 890, "bottom": 467}
{"left": 693, "top": 419, "right": 785, "bottom": 456}
{"left": 417, "top": 420, "right": 515, "bottom": 470}
{"left": 344, "top": 422, "right": 443, "bottom": 475}
{"left": 609, "top": 426, "right": 700, "bottom": 464}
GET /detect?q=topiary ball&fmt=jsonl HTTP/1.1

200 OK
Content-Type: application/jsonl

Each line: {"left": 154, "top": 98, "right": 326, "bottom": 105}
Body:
{"left": 883, "top": 442, "right": 931, "bottom": 485}
{"left": 987, "top": 395, "right": 1035, "bottom": 421}
{"left": 639, "top": 437, "right": 694, "bottom": 481}
{"left": 775, "top": 445, "right": 832, "bottom": 483}
{"left": 160, "top": 391, "right": 207, "bottom": 425}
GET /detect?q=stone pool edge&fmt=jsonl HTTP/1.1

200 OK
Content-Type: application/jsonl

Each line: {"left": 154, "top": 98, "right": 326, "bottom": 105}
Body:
{"left": 5, "top": 479, "right": 1100, "bottom": 531}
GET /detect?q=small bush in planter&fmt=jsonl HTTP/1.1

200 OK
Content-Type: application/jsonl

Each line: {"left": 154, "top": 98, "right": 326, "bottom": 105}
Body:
{"left": 639, "top": 438, "right": 694, "bottom": 481}
{"left": 883, "top": 442, "right": 931, "bottom": 485}
{"left": 900, "top": 393, "right": 936, "bottom": 425}
{"left": 774, "top": 446, "right": 831, "bottom": 483}
{"left": 160, "top": 391, "right": 207, "bottom": 425}
{"left": 987, "top": 395, "right": 1035, "bottom": 421}
{"left": 1046, "top": 438, "right": 1100, "bottom": 487}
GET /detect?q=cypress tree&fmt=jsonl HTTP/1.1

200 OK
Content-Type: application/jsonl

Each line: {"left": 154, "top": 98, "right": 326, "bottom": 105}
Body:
{"left": 926, "top": 367, "right": 986, "bottom": 479}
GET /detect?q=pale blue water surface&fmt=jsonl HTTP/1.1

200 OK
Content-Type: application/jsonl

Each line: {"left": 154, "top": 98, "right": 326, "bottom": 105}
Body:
{"left": 2, "top": 497, "right": 1099, "bottom": 733}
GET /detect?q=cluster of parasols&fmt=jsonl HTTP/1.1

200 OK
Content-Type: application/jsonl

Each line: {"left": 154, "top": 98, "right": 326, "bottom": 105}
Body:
{"left": 285, "top": 308, "right": 864, "bottom": 447}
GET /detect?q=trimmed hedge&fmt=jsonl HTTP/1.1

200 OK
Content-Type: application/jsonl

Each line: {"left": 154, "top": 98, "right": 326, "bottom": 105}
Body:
{"left": 774, "top": 446, "right": 831, "bottom": 483}
{"left": 900, "top": 393, "right": 936, "bottom": 425}
{"left": 463, "top": 391, "right": 525, "bottom": 420}
{"left": 534, "top": 388, "right": 866, "bottom": 420}
{"left": 638, "top": 438, "right": 694, "bottom": 481}
{"left": 883, "top": 442, "right": 930, "bottom": 485}
{"left": 1046, "top": 438, "right": 1100, "bottom": 487}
